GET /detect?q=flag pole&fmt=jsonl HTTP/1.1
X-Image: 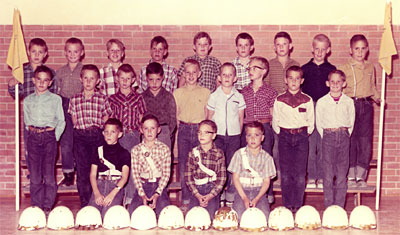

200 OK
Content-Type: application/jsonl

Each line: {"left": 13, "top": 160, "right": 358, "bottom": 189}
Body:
{"left": 15, "top": 83, "right": 20, "bottom": 211}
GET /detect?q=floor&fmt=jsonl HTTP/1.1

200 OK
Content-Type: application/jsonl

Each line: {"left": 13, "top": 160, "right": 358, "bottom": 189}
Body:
{"left": 2, "top": 193, "right": 399, "bottom": 235}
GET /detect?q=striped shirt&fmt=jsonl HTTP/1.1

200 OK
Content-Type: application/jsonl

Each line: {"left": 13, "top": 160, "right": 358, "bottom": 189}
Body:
{"left": 232, "top": 57, "right": 250, "bottom": 90}
{"left": 265, "top": 58, "right": 299, "bottom": 94}
{"left": 55, "top": 62, "right": 84, "bottom": 99}
{"left": 138, "top": 60, "right": 178, "bottom": 93}
{"left": 99, "top": 63, "right": 121, "bottom": 96}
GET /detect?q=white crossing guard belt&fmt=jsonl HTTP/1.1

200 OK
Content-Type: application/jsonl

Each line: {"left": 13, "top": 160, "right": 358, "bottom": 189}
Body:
{"left": 141, "top": 145, "right": 161, "bottom": 182}
{"left": 192, "top": 147, "right": 216, "bottom": 185}
{"left": 240, "top": 148, "right": 263, "bottom": 186}
{"left": 98, "top": 146, "right": 121, "bottom": 177}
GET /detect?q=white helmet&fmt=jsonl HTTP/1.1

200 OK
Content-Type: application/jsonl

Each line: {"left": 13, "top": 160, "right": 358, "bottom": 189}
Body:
{"left": 268, "top": 206, "right": 294, "bottom": 231}
{"left": 184, "top": 206, "right": 211, "bottom": 231}
{"left": 17, "top": 206, "right": 46, "bottom": 231}
{"left": 349, "top": 205, "right": 376, "bottom": 230}
{"left": 130, "top": 205, "right": 157, "bottom": 230}
{"left": 240, "top": 207, "right": 267, "bottom": 232}
{"left": 294, "top": 205, "right": 321, "bottom": 230}
{"left": 103, "top": 205, "right": 130, "bottom": 230}
{"left": 75, "top": 206, "right": 102, "bottom": 230}
{"left": 47, "top": 206, "right": 74, "bottom": 230}
{"left": 158, "top": 205, "right": 184, "bottom": 229}
{"left": 212, "top": 207, "right": 239, "bottom": 231}
{"left": 322, "top": 205, "right": 348, "bottom": 229}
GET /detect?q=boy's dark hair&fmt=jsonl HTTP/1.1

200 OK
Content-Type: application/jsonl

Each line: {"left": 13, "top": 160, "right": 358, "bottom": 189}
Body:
{"left": 235, "top": 32, "right": 254, "bottom": 46}
{"left": 250, "top": 56, "right": 269, "bottom": 78}
{"left": 117, "top": 64, "right": 136, "bottom": 78}
{"left": 199, "top": 119, "right": 217, "bottom": 133}
{"left": 286, "top": 65, "right": 303, "bottom": 78}
{"left": 184, "top": 59, "right": 201, "bottom": 71}
{"left": 274, "top": 31, "right": 292, "bottom": 43}
{"left": 350, "top": 34, "right": 369, "bottom": 47}
{"left": 29, "top": 38, "right": 48, "bottom": 52}
{"left": 81, "top": 64, "right": 100, "bottom": 78}
{"left": 219, "top": 62, "right": 236, "bottom": 76}
{"left": 104, "top": 118, "right": 123, "bottom": 132}
{"left": 65, "top": 37, "right": 85, "bottom": 51}
{"left": 150, "top": 36, "right": 168, "bottom": 50}
{"left": 245, "top": 121, "right": 264, "bottom": 134}
{"left": 141, "top": 114, "right": 160, "bottom": 127}
{"left": 146, "top": 62, "right": 164, "bottom": 77}
{"left": 34, "top": 65, "right": 53, "bottom": 80}
{"left": 193, "top": 31, "right": 212, "bottom": 45}
{"left": 328, "top": 70, "right": 346, "bottom": 81}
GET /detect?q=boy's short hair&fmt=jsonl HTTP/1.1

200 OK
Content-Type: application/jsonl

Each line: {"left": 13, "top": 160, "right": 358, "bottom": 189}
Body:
{"left": 141, "top": 114, "right": 160, "bottom": 127}
{"left": 245, "top": 121, "right": 264, "bottom": 134}
{"left": 313, "top": 34, "right": 331, "bottom": 48}
{"left": 328, "top": 70, "right": 346, "bottom": 81}
{"left": 29, "top": 38, "right": 48, "bottom": 52}
{"left": 235, "top": 32, "right": 254, "bottom": 46}
{"left": 146, "top": 62, "right": 164, "bottom": 77}
{"left": 81, "top": 64, "right": 100, "bottom": 78}
{"left": 219, "top": 62, "right": 236, "bottom": 75}
{"left": 104, "top": 118, "right": 123, "bottom": 132}
{"left": 65, "top": 37, "right": 85, "bottom": 51}
{"left": 184, "top": 59, "right": 201, "bottom": 71}
{"left": 286, "top": 65, "right": 303, "bottom": 78}
{"left": 34, "top": 65, "right": 53, "bottom": 80}
{"left": 193, "top": 31, "right": 212, "bottom": 45}
{"left": 117, "top": 64, "right": 136, "bottom": 78}
{"left": 199, "top": 119, "right": 217, "bottom": 133}
{"left": 150, "top": 36, "right": 168, "bottom": 50}
{"left": 274, "top": 31, "right": 292, "bottom": 43}
{"left": 106, "top": 39, "right": 125, "bottom": 52}
{"left": 250, "top": 56, "right": 269, "bottom": 78}
{"left": 350, "top": 34, "right": 369, "bottom": 47}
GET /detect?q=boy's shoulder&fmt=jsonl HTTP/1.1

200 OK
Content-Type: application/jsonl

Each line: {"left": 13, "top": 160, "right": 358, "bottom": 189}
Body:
{"left": 276, "top": 91, "right": 312, "bottom": 103}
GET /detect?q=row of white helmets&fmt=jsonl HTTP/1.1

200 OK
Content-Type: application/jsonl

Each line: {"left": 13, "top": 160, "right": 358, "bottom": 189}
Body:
{"left": 18, "top": 204, "right": 376, "bottom": 231}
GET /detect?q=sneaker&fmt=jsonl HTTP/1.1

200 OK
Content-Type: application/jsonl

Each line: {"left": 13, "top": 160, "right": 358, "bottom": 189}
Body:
{"left": 306, "top": 179, "right": 316, "bottom": 188}
{"left": 347, "top": 179, "right": 357, "bottom": 187}
{"left": 357, "top": 179, "right": 368, "bottom": 187}
{"left": 268, "top": 195, "right": 275, "bottom": 204}
{"left": 316, "top": 179, "right": 323, "bottom": 189}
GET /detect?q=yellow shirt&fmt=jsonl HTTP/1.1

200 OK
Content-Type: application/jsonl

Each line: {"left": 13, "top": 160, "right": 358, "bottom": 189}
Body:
{"left": 173, "top": 84, "right": 210, "bottom": 123}
{"left": 337, "top": 58, "right": 379, "bottom": 101}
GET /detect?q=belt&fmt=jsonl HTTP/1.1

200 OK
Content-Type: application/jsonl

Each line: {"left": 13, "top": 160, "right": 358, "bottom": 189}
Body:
{"left": 179, "top": 121, "right": 199, "bottom": 125}
{"left": 324, "top": 127, "right": 348, "bottom": 132}
{"left": 239, "top": 177, "right": 263, "bottom": 186}
{"left": 194, "top": 177, "right": 216, "bottom": 185}
{"left": 257, "top": 118, "right": 271, "bottom": 124}
{"left": 140, "top": 177, "right": 160, "bottom": 183}
{"left": 75, "top": 126, "right": 100, "bottom": 132}
{"left": 98, "top": 175, "right": 121, "bottom": 181}
{"left": 281, "top": 127, "right": 307, "bottom": 134}
{"left": 28, "top": 126, "right": 54, "bottom": 133}
{"left": 352, "top": 97, "right": 373, "bottom": 102}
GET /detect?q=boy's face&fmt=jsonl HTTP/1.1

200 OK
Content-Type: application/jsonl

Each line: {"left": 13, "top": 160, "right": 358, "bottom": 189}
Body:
{"left": 28, "top": 45, "right": 47, "bottom": 66}
{"left": 285, "top": 71, "right": 304, "bottom": 93}
{"left": 218, "top": 66, "right": 237, "bottom": 88}
{"left": 140, "top": 119, "right": 161, "bottom": 143}
{"left": 197, "top": 124, "right": 216, "bottom": 146}
{"left": 184, "top": 64, "right": 201, "bottom": 86}
{"left": 32, "top": 71, "right": 52, "bottom": 95}
{"left": 193, "top": 37, "right": 211, "bottom": 58}
{"left": 65, "top": 43, "right": 84, "bottom": 64}
{"left": 350, "top": 40, "right": 369, "bottom": 63}
{"left": 248, "top": 60, "right": 267, "bottom": 81}
{"left": 147, "top": 73, "right": 163, "bottom": 93}
{"left": 326, "top": 74, "right": 346, "bottom": 93}
{"left": 236, "top": 38, "right": 254, "bottom": 58}
{"left": 117, "top": 71, "right": 135, "bottom": 90}
{"left": 80, "top": 70, "right": 99, "bottom": 92}
{"left": 103, "top": 124, "right": 122, "bottom": 145}
{"left": 150, "top": 42, "right": 167, "bottom": 63}
{"left": 245, "top": 127, "right": 264, "bottom": 149}
{"left": 312, "top": 41, "right": 330, "bottom": 64}
{"left": 274, "top": 37, "right": 292, "bottom": 57}
{"left": 107, "top": 43, "right": 124, "bottom": 63}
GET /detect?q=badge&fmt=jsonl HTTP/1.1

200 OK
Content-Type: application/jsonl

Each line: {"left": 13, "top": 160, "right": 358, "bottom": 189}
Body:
{"left": 145, "top": 152, "right": 150, "bottom": 157}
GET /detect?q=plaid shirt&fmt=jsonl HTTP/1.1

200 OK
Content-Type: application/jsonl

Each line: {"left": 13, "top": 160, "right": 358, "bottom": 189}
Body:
{"left": 131, "top": 140, "right": 171, "bottom": 196}
{"left": 99, "top": 63, "right": 121, "bottom": 96}
{"left": 232, "top": 57, "right": 250, "bottom": 90}
{"left": 138, "top": 60, "right": 178, "bottom": 93}
{"left": 185, "top": 145, "right": 226, "bottom": 197}
{"left": 55, "top": 62, "right": 84, "bottom": 99}
{"left": 109, "top": 89, "right": 146, "bottom": 132}
{"left": 68, "top": 91, "right": 112, "bottom": 129}
{"left": 178, "top": 54, "right": 221, "bottom": 92}
{"left": 241, "top": 82, "right": 278, "bottom": 123}
{"left": 265, "top": 58, "right": 299, "bottom": 95}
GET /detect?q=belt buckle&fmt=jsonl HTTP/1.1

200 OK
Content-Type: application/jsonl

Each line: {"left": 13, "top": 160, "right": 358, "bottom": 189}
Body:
{"left": 250, "top": 178, "right": 254, "bottom": 186}
{"left": 148, "top": 178, "right": 156, "bottom": 183}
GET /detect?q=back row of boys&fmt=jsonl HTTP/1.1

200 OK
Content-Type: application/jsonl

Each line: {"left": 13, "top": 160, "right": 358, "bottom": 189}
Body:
{"left": 9, "top": 30, "right": 379, "bottom": 217}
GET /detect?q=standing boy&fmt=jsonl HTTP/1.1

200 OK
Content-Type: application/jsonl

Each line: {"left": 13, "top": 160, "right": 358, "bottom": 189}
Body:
{"left": 301, "top": 34, "right": 336, "bottom": 189}
{"left": 316, "top": 70, "right": 355, "bottom": 208}
{"left": 24, "top": 66, "right": 65, "bottom": 213}
{"left": 272, "top": 66, "right": 314, "bottom": 213}
{"left": 232, "top": 32, "right": 254, "bottom": 91}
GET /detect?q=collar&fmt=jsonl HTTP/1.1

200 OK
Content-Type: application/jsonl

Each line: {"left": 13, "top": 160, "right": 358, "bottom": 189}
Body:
{"left": 233, "top": 56, "right": 250, "bottom": 67}
{"left": 194, "top": 54, "right": 209, "bottom": 61}
{"left": 348, "top": 58, "right": 372, "bottom": 68}
{"left": 197, "top": 143, "right": 218, "bottom": 155}
{"left": 277, "top": 90, "right": 310, "bottom": 108}
{"left": 148, "top": 59, "right": 166, "bottom": 66}
{"left": 33, "top": 89, "right": 51, "bottom": 97}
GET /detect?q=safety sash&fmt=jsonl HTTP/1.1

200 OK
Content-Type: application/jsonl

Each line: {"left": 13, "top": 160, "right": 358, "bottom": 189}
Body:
{"left": 97, "top": 146, "right": 121, "bottom": 176}
{"left": 140, "top": 145, "right": 161, "bottom": 182}
{"left": 239, "top": 148, "right": 263, "bottom": 186}
{"left": 192, "top": 147, "right": 216, "bottom": 185}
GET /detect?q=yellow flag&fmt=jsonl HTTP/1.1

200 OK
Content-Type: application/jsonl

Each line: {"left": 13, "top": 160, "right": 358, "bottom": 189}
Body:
{"left": 378, "top": 2, "right": 397, "bottom": 76}
{"left": 6, "top": 9, "right": 28, "bottom": 84}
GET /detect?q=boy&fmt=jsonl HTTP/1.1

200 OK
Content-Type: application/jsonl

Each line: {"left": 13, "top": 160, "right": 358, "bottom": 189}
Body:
{"left": 23, "top": 65, "right": 65, "bottom": 213}
{"left": 138, "top": 36, "right": 178, "bottom": 93}
{"left": 68, "top": 64, "right": 113, "bottom": 207}
{"left": 338, "top": 34, "right": 380, "bottom": 188}
{"left": 178, "top": 31, "right": 221, "bottom": 92}
{"left": 232, "top": 32, "right": 254, "bottom": 91}
{"left": 316, "top": 70, "right": 355, "bottom": 208}
{"left": 142, "top": 62, "right": 176, "bottom": 149}
{"left": 54, "top": 37, "right": 85, "bottom": 186}
{"left": 228, "top": 122, "right": 276, "bottom": 220}
{"left": 89, "top": 118, "right": 130, "bottom": 218}
{"left": 272, "top": 65, "right": 314, "bottom": 213}
{"left": 129, "top": 114, "right": 171, "bottom": 216}
{"left": 99, "top": 39, "right": 126, "bottom": 96}
{"left": 207, "top": 62, "right": 245, "bottom": 205}
{"left": 301, "top": 34, "right": 336, "bottom": 189}
{"left": 185, "top": 120, "right": 226, "bottom": 219}
{"left": 173, "top": 59, "right": 211, "bottom": 210}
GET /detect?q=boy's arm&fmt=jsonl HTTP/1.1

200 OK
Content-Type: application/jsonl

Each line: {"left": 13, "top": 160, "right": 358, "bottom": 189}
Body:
{"left": 306, "top": 99, "right": 315, "bottom": 135}
{"left": 348, "top": 99, "right": 356, "bottom": 135}
{"left": 272, "top": 99, "right": 280, "bottom": 134}
{"left": 315, "top": 100, "right": 324, "bottom": 138}
{"left": 55, "top": 96, "right": 66, "bottom": 141}
{"left": 206, "top": 93, "right": 216, "bottom": 120}
{"left": 251, "top": 178, "right": 270, "bottom": 207}
{"left": 103, "top": 165, "right": 129, "bottom": 206}
{"left": 185, "top": 151, "right": 200, "bottom": 196}
{"left": 168, "top": 95, "right": 177, "bottom": 134}
{"left": 177, "top": 59, "right": 186, "bottom": 88}
{"left": 131, "top": 148, "right": 145, "bottom": 198}
{"left": 209, "top": 150, "right": 227, "bottom": 197}
{"left": 67, "top": 97, "right": 77, "bottom": 126}
{"left": 232, "top": 173, "right": 251, "bottom": 208}
{"left": 206, "top": 110, "right": 214, "bottom": 120}
{"left": 156, "top": 147, "right": 171, "bottom": 195}
{"left": 239, "top": 109, "right": 245, "bottom": 133}
{"left": 102, "top": 98, "right": 113, "bottom": 124}
{"left": 89, "top": 164, "right": 104, "bottom": 205}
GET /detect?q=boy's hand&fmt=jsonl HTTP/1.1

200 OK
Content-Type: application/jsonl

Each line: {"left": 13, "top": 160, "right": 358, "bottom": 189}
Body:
{"left": 8, "top": 78, "right": 19, "bottom": 87}
{"left": 148, "top": 193, "right": 159, "bottom": 209}
{"left": 241, "top": 196, "right": 252, "bottom": 209}
{"left": 200, "top": 194, "right": 214, "bottom": 207}
{"left": 94, "top": 192, "right": 104, "bottom": 206}
{"left": 141, "top": 194, "right": 149, "bottom": 206}
{"left": 103, "top": 190, "right": 118, "bottom": 206}
{"left": 250, "top": 197, "right": 260, "bottom": 207}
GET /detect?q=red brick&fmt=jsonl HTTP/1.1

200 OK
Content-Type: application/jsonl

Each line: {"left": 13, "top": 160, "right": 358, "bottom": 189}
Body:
{"left": 122, "top": 25, "right": 141, "bottom": 31}
{"left": 143, "top": 25, "right": 161, "bottom": 31}
{"left": 103, "top": 25, "right": 122, "bottom": 31}
{"left": 83, "top": 25, "right": 102, "bottom": 30}
{"left": 62, "top": 25, "right": 83, "bottom": 30}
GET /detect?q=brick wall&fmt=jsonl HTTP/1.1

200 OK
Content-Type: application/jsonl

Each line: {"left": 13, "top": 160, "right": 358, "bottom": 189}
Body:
{"left": 0, "top": 24, "right": 399, "bottom": 196}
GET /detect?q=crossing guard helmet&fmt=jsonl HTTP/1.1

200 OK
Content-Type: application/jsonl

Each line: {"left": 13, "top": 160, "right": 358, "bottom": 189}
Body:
{"left": 17, "top": 206, "right": 46, "bottom": 231}
{"left": 240, "top": 207, "right": 268, "bottom": 232}
{"left": 47, "top": 206, "right": 74, "bottom": 230}
{"left": 268, "top": 206, "right": 294, "bottom": 231}
{"left": 130, "top": 205, "right": 157, "bottom": 230}
{"left": 158, "top": 205, "right": 184, "bottom": 229}
{"left": 295, "top": 205, "right": 321, "bottom": 230}
{"left": 184, "top": 206, "right": 211, "bottom": 231}
{"left": 322, "top": 205, "right": 348, "bottom": 229}
{"left": 75, "top": 206, "right": 102, "bottom": 230}
{"left": 349, "top": 205, "right": 377, "bottom": 230}
{"left": 103, "top": 205, "right": 130, "bottom": 230}
{"left": 212, "top": 206, "right": 239, "bottom": 231}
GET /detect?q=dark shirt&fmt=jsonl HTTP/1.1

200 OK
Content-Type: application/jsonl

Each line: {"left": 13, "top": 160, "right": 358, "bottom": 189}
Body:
{"left": 301, "top": 59, "right": 336, "bottom": 102}
{"left": 91, "top": 142, "right": 131, "bottom": 173}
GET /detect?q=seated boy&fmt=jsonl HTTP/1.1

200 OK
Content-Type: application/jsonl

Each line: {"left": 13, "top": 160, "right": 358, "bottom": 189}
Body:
{"left": 138, "top": 36, "right": 178, "bottom": 93}
{"left": 228, "top": 122, "right": 276, "bottom": 220}
{"left": 185, "top": 120, "right": 226, "bottom": 219}
{"left": 129, "top": 114, "right": 171, "bottom": 216}
{"left": 232, "top": 32, "right": 254, "bottom": 91}
{"left": 316, "top": 70, "right": 355, "bottom": 208}
{"left": 23, "top": 65, "right": 65, "bottom": 213}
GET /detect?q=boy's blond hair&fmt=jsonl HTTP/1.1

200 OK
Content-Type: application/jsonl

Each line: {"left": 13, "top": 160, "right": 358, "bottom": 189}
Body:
{"left": 328, "top": 70, "right": 346, "bottom": 82}
{"left": 313, "top": 34, "right": 331, "bottom": 48}
{"left": 219, "top": 62, "right": 236, "bottom": 75}
{"left": 184, "top": 59, "right": 201, "bottom": 71}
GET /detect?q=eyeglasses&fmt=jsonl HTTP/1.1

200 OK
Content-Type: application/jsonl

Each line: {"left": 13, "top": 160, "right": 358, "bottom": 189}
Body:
{"left": 197, "top": 131, "right": 215, "bottom": 135}
{"left": 246, "top": 66, "right": 264, "bottom": 71}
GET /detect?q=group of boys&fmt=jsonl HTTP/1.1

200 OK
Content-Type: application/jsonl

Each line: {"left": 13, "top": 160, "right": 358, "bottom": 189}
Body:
{"left": 9, "top": 29, "right": 378, "bottom": 218}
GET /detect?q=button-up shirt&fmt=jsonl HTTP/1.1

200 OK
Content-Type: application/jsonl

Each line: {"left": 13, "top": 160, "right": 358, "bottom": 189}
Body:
{"left": 138, "top": 60, "right": 178, "bottom": 94}
{"left": 232, "top": 56, "right": 250, "bottom": 90}
{"left": 173, "top": 84, "right": 210, "bottom": 123}
{"left": 99, "top": 63, "right": 120, "bottom": 96}
{"left": 265, "top": 57, "right": 300, "bottom": 94}
{"left": 55, "top": 62, "right": 83, "bottom": 98}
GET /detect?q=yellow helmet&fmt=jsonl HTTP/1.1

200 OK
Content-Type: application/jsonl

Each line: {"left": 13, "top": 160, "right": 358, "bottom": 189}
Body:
{"left": 212, "top": 207, "right": 239, "bottom": 231}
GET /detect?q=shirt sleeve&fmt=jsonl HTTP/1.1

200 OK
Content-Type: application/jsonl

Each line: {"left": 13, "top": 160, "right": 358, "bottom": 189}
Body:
{"left": 185, "top": 150, "right": 199, "bottom": 195}
{"left": 238, "top": 93, "right": 246, "bottom": 110}
{"left": 156, "top": 145, "right": 171, "bottom": 195}
{"left": 103, "top": 97, "right": 113, "bottom": 117}
{"left": 210, "top": 149, "right": 227, "bottom": 197}
{"left": 138, "top": 66, "right": 146, "bottom": 94}
{"left": 272, "top": 98, "right": 280, "bottom": 134}
{"left": 227, "top": 150, "right": 242, "bottom": 174}
{"left": 306, "top": 99, "right": 315, "bottom": 135}
{"left": 370, "top": 66, "right": 380, "bottom": 101}
{"left": 206, "top": 92, "right": 216, "bottom": 111}
{"left": 54, "top": 95, "right": 66, "bottom": 141}
{"left": 348, "top": 98, "right": 356, "bottom": 135}
{"left": 264, "top": 156, "right": 277, "bottom": 179}
{"left": 168, "top": 94, "right": 177, "bottom": 133}
{"left": 315, "top": 99, "right": 324, "bottom": 138}
{"left": 177, "top": 58, "right": 187, "bottom": 78}
{"left": 131, "top": 147, "right": 145, "bottom": 197}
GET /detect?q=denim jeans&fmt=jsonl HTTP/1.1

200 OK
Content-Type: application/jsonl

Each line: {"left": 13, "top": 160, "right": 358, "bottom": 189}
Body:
{"left": 233, "top": 186, "right": 270, "bottom": 221}
{"left": 188, "top": 182, "right": 220, "bottom": 220}
{"left": 307, "top": 127, "right": 322, "bottom": 180}
{"left": 322, "top": 129, "right": 350, "bottom": 208}
{"left": 27, "top": 130, "right": 58, "bottom": 209}
{"left": 88, "top": 179, "right": 124, "bottom": 218}
{"left": 177, "top": 123, "right": 199, "bottom": 204}
{"left": 128, "top": 181, "right": 170, "bottom": 216}
{"left": 278, "top": 130, "right": 308, "bottom": 209}
{"left": 73, "top": 128, "right": 104, "bottom": 207}
{"left": 60, "top": 97, "right": 74, "bottom": 173}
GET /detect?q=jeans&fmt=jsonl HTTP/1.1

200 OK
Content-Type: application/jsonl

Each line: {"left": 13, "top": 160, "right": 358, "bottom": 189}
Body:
{"left": 177, "top": 123, "right": 199, "bottom": 204}
{"left": 60, "top": 97, "right": 74, "bottom": 173}
{"left": 233, "top": 186, "right": 270, "bottom": 221}
{"left": 128, "top": 181, "right": 170, "bottom": 216}
{"left": 74, "top": 128, "right": 104, "bottom": 207}
{"left": 307, "top": 127, "right": 322, "bottom": 180}
{"left": 88, "top": 179, "right": 124, "bottom": 218}
{"left": 322, "top": 129, "right": 350, "bottom": 208}
{"left": 279, "top": 130, "right": 308, "bottom": 209}
{"left": 188, "top": 182, "right": 220, "bottom": 220}
{"left": 27, "top": 130, "right": 58, "bottom": 209}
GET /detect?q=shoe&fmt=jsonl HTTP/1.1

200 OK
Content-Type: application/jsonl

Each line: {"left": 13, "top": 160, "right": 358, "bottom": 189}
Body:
{"left": 357, "top": 179, "right": 368, "bottom": 187}
{"left": 60, "top": 172, "right": 74, "bottom": 186}
{"left": 306, "top": 179, "right": 316, "bottom": 188}
{"left": 268, "top": 195, "right": 275, "bottom": 204}
{"left": 225, "top": 201, "right": 233, "bottom": 208}
{"left": 316, "top": 179, "right": 323, "bottom": 189}
{"left": 347, "top": 179, "right": 357, "bottom": 187}
{"left": 220, "top": 200, "right": 226, "bottom": 207}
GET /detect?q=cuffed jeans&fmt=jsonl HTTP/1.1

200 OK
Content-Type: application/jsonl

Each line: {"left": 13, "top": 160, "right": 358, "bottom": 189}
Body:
{"left": 60, "top": 97, "right": 74, "bottom": 173}
{"left": 233, "top": 186, "right": 270, "bottom": 221}
{"left": 128, "top": 181, "right": 170, "bottom": 216}
{"left": 188, "top": 182, "right": 220, "bottom": 220}
{"left": 88, "top": 179, "right": 124, "bottom": 218}
{"left": 307, "top": 127, "right": 322, "bottom": 180}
